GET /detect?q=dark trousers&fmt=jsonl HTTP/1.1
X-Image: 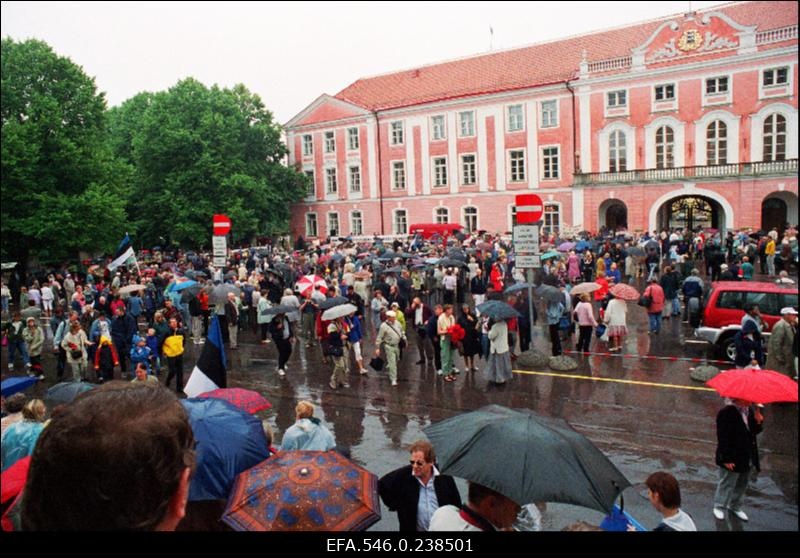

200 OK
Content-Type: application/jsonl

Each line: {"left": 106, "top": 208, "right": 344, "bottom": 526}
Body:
{"left": 202, "top": 310, "right": 210, "bottom": 336}
{"left": 549, "top": 324, "right": 562, "bottom": 356}
{"left": 260, "top": 323, "right": 270, "bottom": 341}
{"left": 275, "top": 338, "right": 292, "bottom": 370}
{"left": 415, "top": 328, "right": 432, "bottom": 362}
{"left": 56, "top": 346, "right": 67, "bottom": 379}
{"left": 218, "top": 314, "right": 229, "bottom": 342}
{"left": 429, "top": 336, "right": 442, "bottom": 370}
{"left": 578, "top": 325, "right": 593, "bottom": 352}
{"left": 166, "top": 354, "right": 184, "bottom": 392}
{"left": 519, "top": 326, "right": 531, "bottom": 353}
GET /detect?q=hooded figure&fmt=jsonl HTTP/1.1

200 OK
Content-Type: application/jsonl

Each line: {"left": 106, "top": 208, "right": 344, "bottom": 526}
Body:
{"left": 94, "top": 335, "right": 120, "bottom": 382}
{"left": 280, "top": 401, "right": 336, "bottom": 451}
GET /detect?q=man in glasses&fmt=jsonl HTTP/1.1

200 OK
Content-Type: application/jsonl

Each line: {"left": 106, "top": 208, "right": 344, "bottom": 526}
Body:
{"left": 378, "top": 440, "right": 461, "bottom": 532}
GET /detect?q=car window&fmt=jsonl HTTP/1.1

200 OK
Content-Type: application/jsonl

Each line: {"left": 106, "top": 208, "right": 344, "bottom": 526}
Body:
{"left": 744, "top": 292, "right": 780, "bottom": 316}
{"left": 716, "top": 291, "right": 743, "bottom": 310}
{"left": 779, "top": 292, "right": 798, "bottom": 310}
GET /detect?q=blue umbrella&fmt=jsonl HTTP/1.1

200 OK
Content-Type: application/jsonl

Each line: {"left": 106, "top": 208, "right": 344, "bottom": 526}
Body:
{"left": 181, "top": 398, "right": 270, "bottom": 502}
{"left": 331, "top": 253, "right": 345, "bottom": 262}
{"left": 173, "top": 280, "right": 199, "bottom": 292}
{"left": 44, "top": 381, "right": 96, "bottom": 407}
{"left": 503, "top": 282, "right": 536, "bottom": 295}
{"left": 575, "top": 240, "right": 591, "bottom": 252}
{"left": 1, "top": 376, "right": 39, "bottom": 398}
{"left": 476, "top": 300, "right": 521, "bottom": 320}
{"left": 424, "top": 257, "right": 440, "bottom": 264}
{"left": 541, "top": 251, "right": 561, "bottom": 260}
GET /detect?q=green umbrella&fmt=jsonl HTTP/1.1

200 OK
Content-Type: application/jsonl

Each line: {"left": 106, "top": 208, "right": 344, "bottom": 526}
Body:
{"left": 540, "top": 251, "right": 561, "bottom": 260}
{"left": 423, "top": 405, "right": 630, "bottom": 512}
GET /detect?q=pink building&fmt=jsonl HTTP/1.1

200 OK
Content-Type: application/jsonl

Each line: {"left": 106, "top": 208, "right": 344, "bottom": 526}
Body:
{"left": 286, "top": 1, "right": 798, "bottom": 239}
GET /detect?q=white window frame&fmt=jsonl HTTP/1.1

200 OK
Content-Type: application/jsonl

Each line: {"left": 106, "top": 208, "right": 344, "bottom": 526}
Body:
{"left": 302, "top": 134, "right": 313, "bottom": 156}
{"left": 327, "top": 212, "right": 340, "bottom": 237}
{"left": 432, "top": 156, "right": 448, "bottom": 188}
{"left": 651, "top": 83, "right": 678, "bottom": 113}
{"left": 703, "top": 74, "right": 733, "bottom": 107}
{"left": 324, "top": 131, "right": 336, "bottom": 153}
{"left": 430, "top": 115, "right": 446, "bottom": 141}
{"left": 609, "top": 130, "right": 627, "bottom": 173}
{"left": 325, "top": 167, "right": 338, "bottom": 195}
{"left": 507, "top": 104, "right": 525, "bottom": 132}
{"left": 706, "top": 120, "right": 728, "bottom": 166}
{"left": 391, "top": 160, "right": 406, "bottom": 190}
{"left": 433, "top": 206, "right": 449, "bottom": 224}
{"left": 604, "top": 89, "right": 629, "bottom": 118}
{"left": 460, "top": 153, "right": 477, "bottom": 186}
{"left": 543, "top": 203, "right": 561, "bottom": 236}
{"left": 304, "top": 169, "right": 316, "bottom": 199}
{"left": 763, "top": 112, "right": 787, "bottom": 162}
{"left": 606, "top": 90, "right": 627, "bottom": 108}
{"left": 654, "top": 126, "right": 675, "bottom": 170}
{"left": 459, "top": 110, "right": 476, "bottom": 137}
{"left": 540, "top": 99, "right": 559, "bottom": 128}
{"left": 508, "top": 149, "right": 527, "bottom": 182}
{"left": 653, "top": 83, "right": 676, "bottom": 102}
{"left": 749, "top": 103, "right": 798, "bottom": 163}
{"left": 350, "top": 210, "right": 363, "bottom": 236}
{"left": 695, "top": 110, "right": 740, "bottom": 166}
{"left": 599, "top": 122, "right": 636, "bottom": 173}
{"left": 347, "top": 127, "right": 360, "bottom": 151}
{"left": 462, "top": 206, "right": 478, "bottom": 233}
{"left": 305, "top": 212, "right": 318, "bottom": 238}
{"left": 348, "top": 165, "right": 362, "bottom": 194}
{"left": 390, "top": 121, "right": 405, "bottom": 145}
{"left": 540, "top": 145, "right": 560, "bottom": 180}
{"left": 392, "top": 209, "right": 408, "bottom": 235}
{"left": 645, "top": 116, "right": 685, "bottom": 169}
{"left": 759, "top": 66, "right": 793, "bottom": 101}
{"left": 762, "top": 67, "right": 789, "bottom": 88}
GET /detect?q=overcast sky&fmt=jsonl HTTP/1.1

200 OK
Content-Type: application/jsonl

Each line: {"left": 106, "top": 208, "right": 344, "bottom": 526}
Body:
{"left": 3, "top": 1, "right": 731, "bottom": 124}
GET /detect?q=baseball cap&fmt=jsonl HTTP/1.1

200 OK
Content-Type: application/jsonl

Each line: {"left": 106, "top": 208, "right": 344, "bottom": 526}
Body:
{"left": 780, "top": 307, "right": 798, "bottom": 315}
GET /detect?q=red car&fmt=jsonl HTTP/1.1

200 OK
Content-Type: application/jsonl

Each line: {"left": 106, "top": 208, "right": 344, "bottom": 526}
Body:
{"left": 695, "top": 281, "right": 798, "bottom": 361}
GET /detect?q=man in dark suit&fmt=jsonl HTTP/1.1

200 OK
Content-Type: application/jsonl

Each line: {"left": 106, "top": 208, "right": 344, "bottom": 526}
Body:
{"left": 378, "top": 440, "right": 461, "bottom": 532}
{"left": 405, "top": 297, "right": 432, "bottom": 365}
{"left": 713, "top": 398, "right": 764, "bottom": 522}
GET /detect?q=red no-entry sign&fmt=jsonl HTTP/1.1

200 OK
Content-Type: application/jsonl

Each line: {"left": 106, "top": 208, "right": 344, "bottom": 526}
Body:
{"left": 515, "top": 194, "right": 543, "bottom": 224}
{"left": 213, "top": 214, "right": 231, "bottom": 236}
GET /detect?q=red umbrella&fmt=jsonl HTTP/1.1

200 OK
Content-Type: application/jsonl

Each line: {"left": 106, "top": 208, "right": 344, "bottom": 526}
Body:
{"left": 608, "top": 283, "right": 640, "bottom": 301}
{"left": 707, "top": 369, "right": 798, "bottom": 404}
{"left": 196, "top": 388, "right": 272, "bottom": 414}
{"left": 296, "top": 275, "right": 328, "bottom": 297}
{"left": 222, "top": 450, "right": 381, "bottom": 531}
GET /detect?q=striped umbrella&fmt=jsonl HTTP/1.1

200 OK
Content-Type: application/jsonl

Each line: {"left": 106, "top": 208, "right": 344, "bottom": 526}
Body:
{"left": 295, "top": 275, "right": 328, "bottom": 297}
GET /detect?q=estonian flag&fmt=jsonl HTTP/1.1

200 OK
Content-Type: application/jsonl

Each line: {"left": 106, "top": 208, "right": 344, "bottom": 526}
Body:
{"left": 184, "top": 315, "right": 227, "bottom": 397}
{"left": 108, "top": 234, "right": 135, "bottom": 271}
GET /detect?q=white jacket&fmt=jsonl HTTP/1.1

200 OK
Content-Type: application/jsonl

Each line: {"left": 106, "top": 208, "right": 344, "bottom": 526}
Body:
{"left": 488, "top": 321, "right": 509, "bottom": 354}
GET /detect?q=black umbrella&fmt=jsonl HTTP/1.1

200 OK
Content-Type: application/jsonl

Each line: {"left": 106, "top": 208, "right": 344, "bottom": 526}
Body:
{"left": 475, "top": 300, "right": 521, "bottom": 320}
{"left": 318, "top": 296, "right": 349, "bottom": 310}
{"left": 644, "top": 240, "right": 660, "bottom": 250}
{"left": 180, "top": 284, "right": 203, "bottom": 303}
{"left": 45, "top": 381, "right": 96, "bottom": 407}
{"left": 260, "top": 304, "right": 297, "bottom": 316}
{"left": 446, "top": 249, "right": 467, "bottom": 261}
{"left": 536, "top": 284, "right": 563, "bottom": 304}
{"left": 626, "top": 246, "right": 645, "bottom": 257}
{"left": 423, "top": 405, "right": 631, "bottom": 512}
{"left": 503, "top": 282, "right": 535, "bottom": 295}
{"left": 438, "top": 258, "right": 469, "bottom": 269}
{"left": 384, "top": 266, "right": 405, "bottom": 274}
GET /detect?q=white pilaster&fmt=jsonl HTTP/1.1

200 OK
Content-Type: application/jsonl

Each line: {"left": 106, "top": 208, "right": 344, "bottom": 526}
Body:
{"left": 477, "top": 109, "right": 489, "bottom": 192}
{"left": 526, "top": 100, "right": 539, "bottom": 189}
{"left": 448, "top": 112, "right": 458, "bottom": 195}
{"left": 367, "top": 117, "right": 378, "bottom": 199}
{"left": 579, "top": 87, "right": 592, "bottom": 173}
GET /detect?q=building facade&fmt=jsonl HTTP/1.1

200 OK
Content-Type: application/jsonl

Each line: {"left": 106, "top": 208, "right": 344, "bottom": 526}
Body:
{"left": 286, "top": 1, "right": 798, "bottom": 239}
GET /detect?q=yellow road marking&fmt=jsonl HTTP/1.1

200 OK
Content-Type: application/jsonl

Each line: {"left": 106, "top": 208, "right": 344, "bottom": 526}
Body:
{"left": 513, "top": 369, "right": 716, "bottom": 392}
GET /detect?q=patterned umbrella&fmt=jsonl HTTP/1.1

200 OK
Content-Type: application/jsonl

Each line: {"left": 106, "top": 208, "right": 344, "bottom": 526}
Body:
{"left": 222, "top": 450, "right": 381, "bottom": 531}
{"left": 196, "top": 388, "right": 272, "bottom": 414}
{"left": 609, "top": 283, "right": 640, "bottom": 301}
{"left": 570, "top": 282, "right": 601, "bottom": 295}
{"left": 296, "top": 275, "right": 328, "bottom": 297}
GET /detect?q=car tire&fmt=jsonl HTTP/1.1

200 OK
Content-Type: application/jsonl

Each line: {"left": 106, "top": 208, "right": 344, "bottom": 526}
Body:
{"left": 718, "top": 335, "right": 736, "bottom": 363}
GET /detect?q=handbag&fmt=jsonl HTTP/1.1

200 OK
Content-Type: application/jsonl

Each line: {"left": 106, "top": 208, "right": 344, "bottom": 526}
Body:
{"left": 595, "top": 324, "right": 607, "bottom": 338}
{"left": 558, "top": 316, "right": 571, "bottom": 331}
{"left": 70, "top": 348, "right": 83, "bottom": 359}
{"left": 637, "top": 295, "right": 652, "bottom": 307}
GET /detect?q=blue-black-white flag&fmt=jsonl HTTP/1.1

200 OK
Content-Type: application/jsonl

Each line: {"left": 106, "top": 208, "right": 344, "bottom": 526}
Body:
{"left": 184, "top": 315, "right": 227, "bottom": 397}
{"left": 108, "top": 233, "right": 135, "bottom": 271}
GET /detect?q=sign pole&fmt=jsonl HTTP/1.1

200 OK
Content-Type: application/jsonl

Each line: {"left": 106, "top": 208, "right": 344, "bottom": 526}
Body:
{"left": 527, "top": 267, "right": 535, "bottom": 348}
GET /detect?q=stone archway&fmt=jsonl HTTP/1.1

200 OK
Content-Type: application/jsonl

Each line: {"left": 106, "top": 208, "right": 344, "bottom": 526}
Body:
{"left": 761, "top": 191, "right": 798, "bottom": 234}
{"left": 598, "top": 199, "right": 628, "bottom": 232}
{"left": 649, "top": 186, "right": 734, "bottom": 233}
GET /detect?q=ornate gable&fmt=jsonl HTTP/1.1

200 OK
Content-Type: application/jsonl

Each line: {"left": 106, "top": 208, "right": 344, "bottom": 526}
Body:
{"left": 286, "top": 94, "right": 371, "bottom": 129}
{"left": 631, "top": 11, "right": 757, "bottom": 70}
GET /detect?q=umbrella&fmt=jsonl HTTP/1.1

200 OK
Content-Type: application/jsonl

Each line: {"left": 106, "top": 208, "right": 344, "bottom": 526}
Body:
{"left": 570, "top": 282, "right": 601, "bottom": 295}
{"left": 180, "top": 283, "right": 203, "bottom": 303}
{"left": 118, "top": 283, "right": 146, "bottom": 295}
{"left": 608, "top": 283, "right": 639, "bottom": 301}
{"left": 383, "top": 266, "right": 404, "bottom": 274}
{"left": 260, "top": 304, "right": 298, "bottom": 316}
{"left": 1, "top": 377, "right": 39, "bottom": 398}
{"left": 503, "top": 282, "right": 535, "bottom": 295}
{"left": 626, "top": 246, "right": 645, "bottom": 257}
{"left": 438, "top": 258, "right": 469, "bottom": 269}
{"left": 197, "top": 388, "right": 272, "bottom": 414}
{"left": 557, "top": 242, "right": 576, "bottom": 252}
{"left": 319, "top": 296, "right": 350, "bottom": 311}
{"left": 222, "top": 450, "right": 381, "bottom": 531}
{"left": 263, "top": 268, "right": 284, "bottom": 281}
{"left": 644, "top": 240, "right": 660, "bottom": 251}
{"left": 475, "top": 300, "right": 521, "bottom": 320}
{"left": 211, "top": 283, "right": 241, "bottom": 304}
{"left": 161, "top": 262, "right": 177, "bottom": 270}
{"left": 536, "top": 284, "right": 563, "bottom": 304}
{"left": 706, "top": 369, "right": 798, "bottom": 404}
{"left": 575, "top": 240, "right": 592, "bottom": 252}
{"left": 446, "top": 249, "right": 466, "bottom": 261}
{"left": 321, "top": 303, "right": 358, "bottom": 321}
{"left": 181, "top": 398, "right": 271, "bottom": 502}
{"left": 541, "top": 251, "right": 561, "bottom": 261}
{"left": 44, "top": 381, "right": 95, "bottom": 407}
{"left": 296, "top": 275, "right": 328, "bottom": 297}
{"left": 423, "top": 405, "right": 631, "bottom": 512}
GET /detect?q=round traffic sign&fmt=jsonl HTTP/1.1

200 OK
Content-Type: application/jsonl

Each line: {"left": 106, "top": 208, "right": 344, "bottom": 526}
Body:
{"left": 213, "top": 214, "right": 231, "bottom": 236}
{"left": 515, "top": 194, "right": 543, "bottom": 224}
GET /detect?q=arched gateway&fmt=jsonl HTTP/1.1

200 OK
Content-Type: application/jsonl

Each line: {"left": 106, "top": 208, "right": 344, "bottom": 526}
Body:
{"left": 650, "top": 187, "right": 734, "bottom": 233}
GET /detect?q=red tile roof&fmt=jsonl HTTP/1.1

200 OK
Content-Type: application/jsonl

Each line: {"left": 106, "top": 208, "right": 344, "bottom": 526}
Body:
{"left": 335, "top": 1, "right": 797, "bottom": 111}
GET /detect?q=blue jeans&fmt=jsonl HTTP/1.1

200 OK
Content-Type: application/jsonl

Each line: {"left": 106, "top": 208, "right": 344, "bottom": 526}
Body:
{"left": 671, "top": 297, "right": 681, "bottom": 316}
{"left": 648, "top": 312, "right": 662, "bottom": 333}
{"left": 8, "top": 340, "right": 30, "bottom": 367}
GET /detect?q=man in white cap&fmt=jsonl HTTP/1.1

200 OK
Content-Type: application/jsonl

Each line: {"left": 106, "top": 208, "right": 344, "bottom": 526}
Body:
{"left": 766, "top": 307, "right": 798, "bottom": 379}
{"left": 375, "top": 310, "right": 406, "bottom": 386}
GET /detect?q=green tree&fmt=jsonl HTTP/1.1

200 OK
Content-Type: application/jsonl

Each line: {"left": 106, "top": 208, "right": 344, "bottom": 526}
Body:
{"left": 109, "top": 79, "right": 307, "bottom": 248}
{"left": 1, "top": 38, "right": 128, "bottom": 264}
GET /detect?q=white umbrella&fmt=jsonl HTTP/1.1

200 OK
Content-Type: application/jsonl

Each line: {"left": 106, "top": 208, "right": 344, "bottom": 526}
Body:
{"left": 321, "top": 303, "right": 358, "bottom": 321}
{"left": 119, "top": 284, "right": 146, "bottom": 295}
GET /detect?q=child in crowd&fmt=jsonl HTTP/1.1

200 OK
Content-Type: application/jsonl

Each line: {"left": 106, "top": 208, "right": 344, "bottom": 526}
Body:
{"left": 145, "top": 328, "right": 161, "bottom": 375}
{"left": 130, "top": 335, "right": 152, "bottom": 375}
{"left": 94, "top": 336, "right": 119, "bottom": 383}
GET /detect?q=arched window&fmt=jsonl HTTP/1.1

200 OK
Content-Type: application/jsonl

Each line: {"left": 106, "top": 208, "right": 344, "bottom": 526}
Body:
{"left": 655, "top": 126, "right": 674, "bottom": 169}
{"left": 463, "top": 207, "right": 478, "bottom": 233}
{"left": 609, "top": 130, "right": 626, "bottom": 172}
{"left": 763, "top": 113, "right": 786, "bottom": 162}
{"left": 706, "top": 120, "right": 727, "bottom": 166}
{"left": 435, "top": 207, "right": 449, "bottom": 224}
